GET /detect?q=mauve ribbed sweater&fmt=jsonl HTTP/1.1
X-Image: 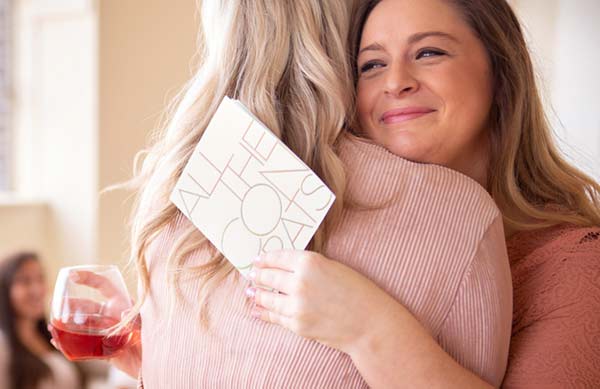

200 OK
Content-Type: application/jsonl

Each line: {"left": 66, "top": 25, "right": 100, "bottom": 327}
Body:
{"left": 139, "top": 135, "right": 513, "bottom": 388}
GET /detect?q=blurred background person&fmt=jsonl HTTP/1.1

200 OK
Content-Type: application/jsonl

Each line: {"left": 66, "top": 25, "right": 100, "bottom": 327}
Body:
{"left": 0, "top": 251, "right": 81, "bottom": 389}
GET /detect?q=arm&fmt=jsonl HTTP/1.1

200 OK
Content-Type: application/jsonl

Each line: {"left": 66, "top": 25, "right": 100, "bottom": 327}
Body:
{"left": 347, "top": 297, "right": 494, "bottom": 389}
{"left": 347, "top": 216, "right": 512, "bottom": 388}
{"left": 250, "top": 218, "right": 511, "bottom": 388}
{"left": 251, "top": 251, "right": 496, "bottom": 388}
{"left": 110, "top": 340, "right": 142, "bottom": 379}
{"left": 49, "top": 270, "right": 143, "bottom": 379}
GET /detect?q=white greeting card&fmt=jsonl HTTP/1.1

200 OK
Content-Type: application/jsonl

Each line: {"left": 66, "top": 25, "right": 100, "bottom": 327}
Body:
{"left": 170, "top": 97, "right": 335, "bottom": 278}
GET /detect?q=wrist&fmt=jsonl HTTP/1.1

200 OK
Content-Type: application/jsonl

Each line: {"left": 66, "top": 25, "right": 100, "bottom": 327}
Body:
{"left": 345, "top": 294, "right": 405, "bottom": 360}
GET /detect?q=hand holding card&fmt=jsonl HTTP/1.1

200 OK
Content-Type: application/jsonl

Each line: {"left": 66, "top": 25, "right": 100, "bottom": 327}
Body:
{"left": 170, "top": 97, "right": 335, "bottom": 278}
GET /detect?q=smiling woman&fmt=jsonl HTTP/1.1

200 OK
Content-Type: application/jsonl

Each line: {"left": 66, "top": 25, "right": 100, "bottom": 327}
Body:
{"left": 349, "top": 0, "right": 600, "bottom": 387}
{"left": 355, "top": 1, "right": 493, "bottom": 187}
{"left": 0, "top": 252, "right": 81, "bottom": 389}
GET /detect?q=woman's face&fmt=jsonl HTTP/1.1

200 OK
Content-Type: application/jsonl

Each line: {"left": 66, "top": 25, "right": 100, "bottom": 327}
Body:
{"left": 10, "top": 259, "right": 47, "bottom": 321}
{"left": 356, "top": 0, "right": 494, "bottom": 184}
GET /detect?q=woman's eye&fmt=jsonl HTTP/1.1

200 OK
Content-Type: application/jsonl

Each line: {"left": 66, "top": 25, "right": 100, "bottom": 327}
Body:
{"left": 359, "top": 61, "right": 385, "bottom": 74}
{"left": 416, "top": 49, "right": 446, "bottom": 60}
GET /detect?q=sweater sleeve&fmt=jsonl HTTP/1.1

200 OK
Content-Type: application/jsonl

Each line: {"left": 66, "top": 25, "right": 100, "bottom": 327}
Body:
{"left": 436, "top": 215, "right": 513, "bottom": 388}
{"left": 502, "top": 231, "right": 600, "bottom": 388}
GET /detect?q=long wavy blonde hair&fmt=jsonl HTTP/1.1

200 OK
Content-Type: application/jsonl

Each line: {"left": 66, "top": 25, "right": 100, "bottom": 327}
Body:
{"left": 121, "top": 0, "right": 355, "bottom": 328}
{"left": 349, "top": 0, "right": 600, "bottom": 232}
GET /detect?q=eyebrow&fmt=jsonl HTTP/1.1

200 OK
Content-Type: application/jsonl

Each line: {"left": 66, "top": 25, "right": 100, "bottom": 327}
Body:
{"left": 408, "top": 31, "right": 459, "bottom": 44}
{"left": 358, "top": 42, "right": 385, "bottom": 56}
{"left": 358, "top": 31, "right": 459, "bottom": 56}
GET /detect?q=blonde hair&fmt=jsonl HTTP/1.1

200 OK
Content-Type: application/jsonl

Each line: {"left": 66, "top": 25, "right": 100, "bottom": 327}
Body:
{"left": 121, "top": 0, "right": 355, "bottom": 329}
{"left": 349, "top": 0, "right": 600, "bottom": 232}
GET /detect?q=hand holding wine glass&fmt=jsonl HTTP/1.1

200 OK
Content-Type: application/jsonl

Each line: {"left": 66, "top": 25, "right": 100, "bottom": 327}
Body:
{"left": 49, "top": 265, "right": 141, "bottom": 378}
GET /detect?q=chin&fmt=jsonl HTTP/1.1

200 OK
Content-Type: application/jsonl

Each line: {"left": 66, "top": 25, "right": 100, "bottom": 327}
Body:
{"left": 381, "top": 137, "right": 432, "bottom": 164}
{"left": 26, "top": 309, "right": 46, "bottom": 321}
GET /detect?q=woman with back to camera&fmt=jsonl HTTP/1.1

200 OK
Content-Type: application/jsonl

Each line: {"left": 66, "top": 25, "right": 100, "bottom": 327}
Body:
{"left": 0, "top": 252, "right": 81, "bottom": 389}
{"left": 52, "top": 0, "right": 517, "bottom": 387}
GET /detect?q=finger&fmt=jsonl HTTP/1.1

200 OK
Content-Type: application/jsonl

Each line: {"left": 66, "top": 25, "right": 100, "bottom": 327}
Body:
{"left": 48, "top": 333, "right": 63, "bottom": 353}
{"left": 254, "top": 250, "right": 301, "bottom": 272}
{"left": 249, "top": 267, "right": 295, "bottom": 295}
{"left": 70, "top": 271, "right": 124, "bottom": 299}
{"left": 254, "top": 289, "right": 293, "bottom": 317}
{"left": 251, "top": 305, "right": 291, "bottom": 329}
{"left": 64, "top": 297, "right": 104, "bottom": 312}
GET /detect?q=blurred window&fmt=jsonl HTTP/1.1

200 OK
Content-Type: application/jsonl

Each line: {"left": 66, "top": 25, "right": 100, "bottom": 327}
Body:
{"left": 0, "top": 0, "right": 11, "bottom": 190}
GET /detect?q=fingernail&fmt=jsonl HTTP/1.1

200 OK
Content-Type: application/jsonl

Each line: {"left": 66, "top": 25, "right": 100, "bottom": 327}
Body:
{"left": 245, "top": 287, "right": 256, "bottom": 298}
{"left": 69, "top": 272, "right": 81, "bottom": 283}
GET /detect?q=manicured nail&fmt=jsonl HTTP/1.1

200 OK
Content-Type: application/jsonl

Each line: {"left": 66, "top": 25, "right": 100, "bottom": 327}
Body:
{"left": 245, "top": 287, "right": 256, "bottom": 298}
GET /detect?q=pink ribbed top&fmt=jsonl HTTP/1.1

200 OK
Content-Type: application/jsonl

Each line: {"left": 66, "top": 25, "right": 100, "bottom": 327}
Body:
{"left": 139, "top": 135, "right": 513, "bottom": 388}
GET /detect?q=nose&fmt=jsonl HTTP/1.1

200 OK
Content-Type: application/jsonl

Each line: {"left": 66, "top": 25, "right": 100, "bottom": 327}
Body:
{"left": 383, "top": 62, "right": 419, "bottom": 97}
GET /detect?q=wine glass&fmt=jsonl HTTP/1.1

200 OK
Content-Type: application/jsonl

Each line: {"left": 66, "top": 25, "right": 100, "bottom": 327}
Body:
{"left": 49, "top": 265, "right": 136, "bottom": 361}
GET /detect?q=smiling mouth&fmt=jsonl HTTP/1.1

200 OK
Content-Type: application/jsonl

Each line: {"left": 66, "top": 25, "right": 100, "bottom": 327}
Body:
{"left": 380, "top": 111, "right": 435, "bottom": 125}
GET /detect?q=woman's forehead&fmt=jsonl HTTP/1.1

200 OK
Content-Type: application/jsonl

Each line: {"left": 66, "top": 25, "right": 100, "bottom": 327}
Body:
{"left": 360, "top": 0, "right": 469, "bottom": 44}
{"left": 15, "top": 260, "right": 41, "bottom": 276}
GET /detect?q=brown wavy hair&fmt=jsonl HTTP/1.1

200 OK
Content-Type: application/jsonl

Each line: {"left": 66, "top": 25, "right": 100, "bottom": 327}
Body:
{"left": 349, "top": 0, "right": 600, "bottom": 231}
{"left": 0, "top": 252, "right": 54, "bottom": 389}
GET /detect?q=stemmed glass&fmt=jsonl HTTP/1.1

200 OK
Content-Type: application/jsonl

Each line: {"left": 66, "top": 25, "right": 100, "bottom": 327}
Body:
{"left": 49, "top": 265, "right": 137, "bottom": 361}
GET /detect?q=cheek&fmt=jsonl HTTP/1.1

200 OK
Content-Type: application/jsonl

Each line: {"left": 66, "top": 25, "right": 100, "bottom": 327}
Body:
{"left": 10, "top": 286, "right": 28, "bottom": 314}
{"left": 437, "top": 64, "right": 493, "bottom": 138}
{"left": 356, "top": 81, "right": 378, "bottom": 126}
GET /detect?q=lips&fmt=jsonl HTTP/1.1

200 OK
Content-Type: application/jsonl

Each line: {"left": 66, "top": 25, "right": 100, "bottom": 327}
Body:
{"left": 380, "top": 107, "right": 435, "bottom": 125}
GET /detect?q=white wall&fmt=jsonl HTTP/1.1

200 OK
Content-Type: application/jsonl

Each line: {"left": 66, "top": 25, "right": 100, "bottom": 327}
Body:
{"left": 1, "top": 0, "right": 197, "bottom": 288}
{"left": 514, "top": 0, "right": 600, "bottom": 179}
{"left": 6, "top": 0, "right": 98, "bottom": 281}
{"left": 97, "top": 0, "right": 198, "bottom": 272}
{"left": 0, "top": 199, "right": 50, "bottom": 258}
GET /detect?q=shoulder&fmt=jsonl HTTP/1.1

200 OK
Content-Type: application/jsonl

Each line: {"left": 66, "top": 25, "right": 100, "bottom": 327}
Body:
{"left": 0, "top": 329, "right": 8, "bottom": 349}
{"left": 0, "top": 329, "right": 9, "bottom": 366}
{"left": 508, "top": 223, "right": 600, "bottom": 273}
{"left": 504, "top": 225, "right": 600, "bottom": 387}
{"left": 509, "top": 224, "right": 600, "bottom": 332}
{"left": 0, "top": 330, "right": 10, "bottom": 389}
{"left": 340, "top": 134, "right": 501, "bottom": 237}
{"left": 144, "top": 212, "right": 194, "bottom": 267}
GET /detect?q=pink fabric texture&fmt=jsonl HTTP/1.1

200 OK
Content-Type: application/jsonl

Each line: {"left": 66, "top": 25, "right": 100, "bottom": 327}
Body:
{"left": 502, "top": 224, "right": 600, "bottom": 388}
{"left": 138, "top": 135, "right": 513, "bottom": 388}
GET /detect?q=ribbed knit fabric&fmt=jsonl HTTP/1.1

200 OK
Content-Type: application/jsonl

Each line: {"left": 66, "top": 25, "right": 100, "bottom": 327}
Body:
{"left": 139, "top": 134, "right": 513, "bottom": 388}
